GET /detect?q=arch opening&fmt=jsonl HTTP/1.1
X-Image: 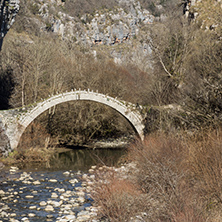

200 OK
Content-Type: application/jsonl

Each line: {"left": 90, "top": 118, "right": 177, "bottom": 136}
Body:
{"left": 15, "top": 91, "right": 144, "bottom": 150}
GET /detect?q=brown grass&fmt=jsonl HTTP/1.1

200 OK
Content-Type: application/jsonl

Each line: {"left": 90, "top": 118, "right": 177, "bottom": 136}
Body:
{"left": 92, "top": 128, "right": 222, "bottom": 221}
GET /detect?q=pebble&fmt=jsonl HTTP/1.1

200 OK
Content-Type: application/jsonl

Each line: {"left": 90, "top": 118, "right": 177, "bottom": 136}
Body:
{"left": 49, "top": 179, "right": 57, "bottom": 183}
{"left": 63, "top": 171, "right": 70, "bottom": 176}
{"left": 45, "top": 205, "right": 54, "bottom": 212}
{"left": 25, "top": 195, "right": 34, "bottom": 199}
{"left": 58, "top": 188, "right": 65, "bottom": 193}
{"left": 33, "top": 181, "right": 41, "bottom": 185}
{"left": 40, "top": 201, "right": 47, "bottom": 206}
{"left": 10, "top": 213, "right": 17, "bottom": 217}
{"left": 47, "top": 215, "right": 54, "bottom": 219}
{"left": 69, "top": 179, "right": 78, "bottom": 184}
{"left": 51, "top": 201, "right": 61, "bottom": 207}
{"left": 0, "top": 190, "right": 5, "bottom": 195}
{"left": 28, "top": 213, "right": 35, "bottom": 217}
{"left": 51, "top": 192, "right": 58, "bottom": 198}
{"left": 65, "top": 215, "right": 76, "bottom": 220}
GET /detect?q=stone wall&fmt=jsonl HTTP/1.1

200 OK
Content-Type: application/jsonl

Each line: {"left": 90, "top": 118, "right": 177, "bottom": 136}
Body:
{"left": 0, "top": 118, "right": 12, "bottom": 156}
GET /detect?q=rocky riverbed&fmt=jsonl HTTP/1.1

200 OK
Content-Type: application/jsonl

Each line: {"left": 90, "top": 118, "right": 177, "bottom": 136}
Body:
{"left": 0, "top": 166, "right": 99, "bottom": 222}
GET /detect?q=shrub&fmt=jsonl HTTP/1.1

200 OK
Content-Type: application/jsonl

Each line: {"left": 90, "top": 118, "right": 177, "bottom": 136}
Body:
{"left": 91, "top": 169, "right": 143, "bottom": 221}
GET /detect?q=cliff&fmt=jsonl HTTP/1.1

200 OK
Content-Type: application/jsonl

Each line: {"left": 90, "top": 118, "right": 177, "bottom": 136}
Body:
{"left": 0, "top": 0, "right": 20, "bottom": 50}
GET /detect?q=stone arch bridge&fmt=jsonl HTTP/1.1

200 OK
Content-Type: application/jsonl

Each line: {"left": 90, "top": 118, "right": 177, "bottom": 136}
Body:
{"left": 0, "top": 90, "right": 145, "bottom": 156}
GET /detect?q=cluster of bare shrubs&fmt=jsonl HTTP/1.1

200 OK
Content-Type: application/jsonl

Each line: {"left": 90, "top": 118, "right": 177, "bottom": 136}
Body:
{"left": 91, "top": 128, "right": 222, "bottom": 221}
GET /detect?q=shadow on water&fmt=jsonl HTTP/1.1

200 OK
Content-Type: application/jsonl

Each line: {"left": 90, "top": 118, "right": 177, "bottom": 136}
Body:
{"left": 48, "top": 147, "right": 127, "bottom": 172}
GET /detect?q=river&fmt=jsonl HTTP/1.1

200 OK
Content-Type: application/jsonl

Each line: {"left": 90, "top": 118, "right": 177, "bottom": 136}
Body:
{"left": 0, "top": 148, "right": 127, "bottom": 222}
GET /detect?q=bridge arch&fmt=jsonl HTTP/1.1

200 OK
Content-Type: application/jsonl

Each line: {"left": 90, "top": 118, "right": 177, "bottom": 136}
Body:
{"left": 14, "top": 90, "right": 144, "bottom": 149}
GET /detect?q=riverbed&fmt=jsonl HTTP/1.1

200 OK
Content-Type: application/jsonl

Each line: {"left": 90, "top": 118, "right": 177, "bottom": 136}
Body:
{"left": 0, "top": 148, "right": 127, "bottom": 222}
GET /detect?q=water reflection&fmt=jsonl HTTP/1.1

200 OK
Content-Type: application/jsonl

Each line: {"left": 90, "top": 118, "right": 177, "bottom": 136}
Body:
{"left": 49, "top": 148, "right": 127, "bottom": 172}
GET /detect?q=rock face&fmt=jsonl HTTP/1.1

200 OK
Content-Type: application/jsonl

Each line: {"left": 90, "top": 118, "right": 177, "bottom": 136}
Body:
{"left": 0, "top": 0, "right": 20, "bottom": 50}
{"left": 41, "top": 0, "right": 154, "bottom": 46}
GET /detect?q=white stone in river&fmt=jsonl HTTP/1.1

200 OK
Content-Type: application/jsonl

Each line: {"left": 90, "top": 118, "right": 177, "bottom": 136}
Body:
{"left": 63, "top": 171, "right": 70, "bottom": 175}
{"left": 39, "top": 201, "right": 47, "bottom": 206}
{"left": 72, "top": 203, "right": 79, "bottom": 207}
{"left": 88, "top": 169, "right": 94, "bottom": 173}
{"left": 49, "top": 179, "right": 57, "bottom": 183}
{"left": 28, "top": 213, "right": 35, "bottom": 217}
{"left": 82, "top": 174, "right": 88, "bottom": 179}
{"left": 29, "top": 206, "right": 37, "bottom": 210}
{"left": 51, "top": 201, "right": 61, "bottom": 207}
{"left": 64, "top": 204, "right": 72, "bottom": 210}
{"left": 76, "top": 191, "right": 85, "bottom": 197}
{"left": 69, "top": 179, "right": 78, "bottom": 184}
{"left": 14, "top": 192, "right": 18, "bottom": 195}
{"left": 45, "top": 205, "right": 54, "bottom": 212}
{"left": 10, "top": 166, "right": 19, "bottom": 170}
{"left": 77, "top": 215, "right": 91, "bottom": 220}
{"left": 0, "top": 190, "right": 5, "bottom": 196}
{"left": 58, "top": 188, "right": 65, "bottom": 193}
{"left": 33, "top": 181, "right": 41, "bottom": 185}
{"left": 32, "top": 191, "right": 38, "bottom": 194}
{"left": 13, "top": 199, "right": 18, "bottom": 203}
{"left": 77, "top": 211, "right": 90, "bottom": 216}
{"left": 10, "top": 213, "right": 17, "bottom": 217}
{"left": 21, "top": 217, "right": 29, "bottom": 221}
{"left": 25, "top": 195, "right": 34, "bottom": 199}
{"left": 51, "top": 192, "right": 58, "bottom": 198}
{"left": 81, "top": 182, "right": 87, "bottom": 187}
{"left": 77, "top": 197, "right": 85, "bottom": 203}
{"left": 64, "top": 193, "right": 71, "bottom": 198}
{"left": 0, "top": 211, "right": 8, "bottom": 217}
{"left": 90, "top": 175, "right": 95, "bottom": 180}
{"left": 65, "top": 215, "right": 76, "bottom": 220}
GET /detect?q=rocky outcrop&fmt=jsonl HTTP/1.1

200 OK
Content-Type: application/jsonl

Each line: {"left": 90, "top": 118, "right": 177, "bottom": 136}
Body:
{"left": 37, "top": 0, "right": 154, "bottom": 46}
{"left": 0, "top": 0, "right": 20, "bottom": 50}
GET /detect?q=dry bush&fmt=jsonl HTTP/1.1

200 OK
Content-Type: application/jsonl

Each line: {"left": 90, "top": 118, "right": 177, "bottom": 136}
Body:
{"left": 188, "top": 128, "right": 222, "bottom": 218}
{"left": 127, "top": 133, "right": 205, "bottom": 221}
{"left": 91, "top": 130, "right": 222, "bottom": 221}
{"left": 91, "top": 169, "right": 143, "bottom": 222}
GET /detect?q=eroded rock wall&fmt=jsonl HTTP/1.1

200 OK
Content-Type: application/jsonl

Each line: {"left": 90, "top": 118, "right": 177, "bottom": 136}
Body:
{"left": 0, "top": 0, "right": 20, "bottom": 50}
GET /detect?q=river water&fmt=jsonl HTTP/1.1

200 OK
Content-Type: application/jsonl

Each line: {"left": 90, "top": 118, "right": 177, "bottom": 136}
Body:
{"left": 0, "top": 148, "right": 126, "bottom": 221}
